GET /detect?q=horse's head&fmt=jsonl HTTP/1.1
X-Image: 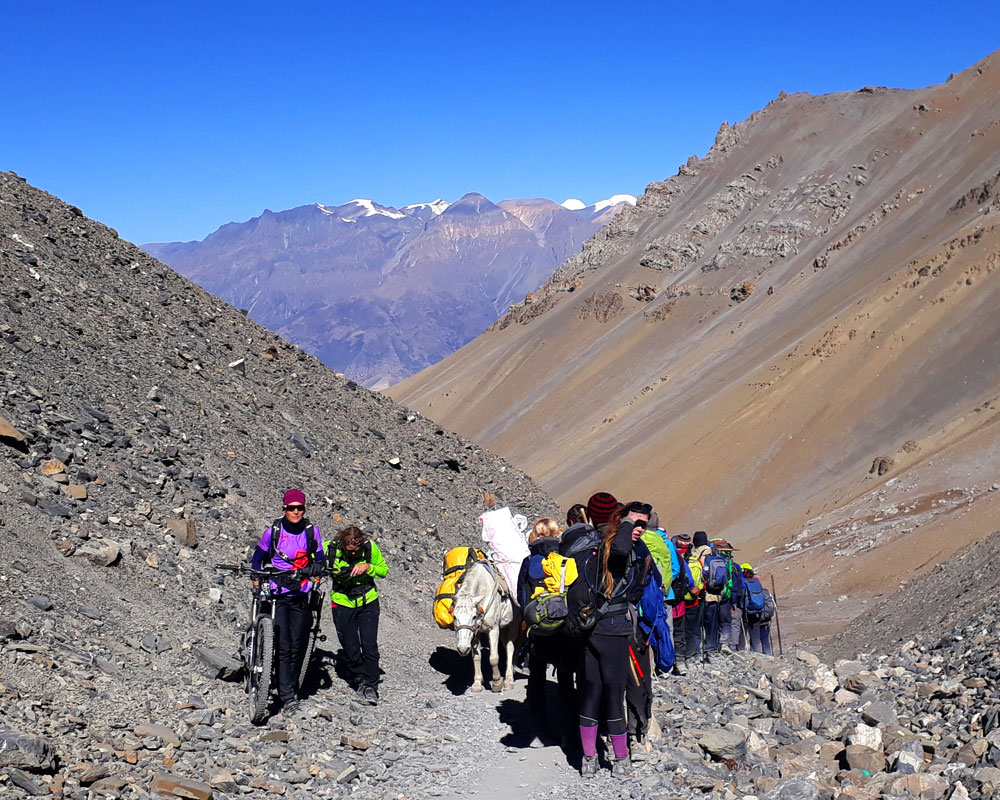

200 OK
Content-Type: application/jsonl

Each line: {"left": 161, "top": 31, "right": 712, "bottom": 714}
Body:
{"left": 453, "top": 593, "right": 484, "bottom": 656}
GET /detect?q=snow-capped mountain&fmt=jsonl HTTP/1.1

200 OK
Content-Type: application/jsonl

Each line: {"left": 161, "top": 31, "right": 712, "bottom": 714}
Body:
{"left": 143, "top": 193, "right": 631, "bottom": 387}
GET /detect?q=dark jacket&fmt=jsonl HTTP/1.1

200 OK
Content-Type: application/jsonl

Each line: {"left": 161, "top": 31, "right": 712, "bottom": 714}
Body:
{"left": 591, "top": 519, "right": 650, "bottom": 636}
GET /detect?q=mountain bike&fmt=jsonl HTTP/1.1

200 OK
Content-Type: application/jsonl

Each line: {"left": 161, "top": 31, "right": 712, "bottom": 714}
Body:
{"left": 216, "top": 564, "right": 325, "bottom": 723}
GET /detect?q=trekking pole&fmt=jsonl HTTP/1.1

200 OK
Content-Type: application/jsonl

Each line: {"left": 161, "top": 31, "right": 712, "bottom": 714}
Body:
{"left": 770, "top": 575, "right": 784, "bottom": 657}
{"left": 699, "top": 598, "right": 708, "bottom": 664}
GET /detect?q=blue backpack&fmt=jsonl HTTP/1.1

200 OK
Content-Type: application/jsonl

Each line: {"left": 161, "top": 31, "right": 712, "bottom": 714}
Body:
{"left": 744, "top": 577, "right": 766, "bottom": 613}
{"left": 637, "top": 565, "right": 674, "bottom": 672}
{"left": 703, "top": 552, "right": 730, "bottom": 595}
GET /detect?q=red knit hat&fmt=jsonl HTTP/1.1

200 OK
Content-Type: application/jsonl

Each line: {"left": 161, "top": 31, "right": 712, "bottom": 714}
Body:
{"left": 586, "top": 492, "right": 618, "bottom": 526}
{"left": 282, "top": 489, "right": 306, "bottom": 507}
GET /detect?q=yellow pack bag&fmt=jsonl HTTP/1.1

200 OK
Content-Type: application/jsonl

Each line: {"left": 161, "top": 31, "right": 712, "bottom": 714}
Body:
{"left": 433, "top": 546, "right": 486, "bottom": 629}
{"left": 531, "top": 552, "right": 579, "bottom": 599}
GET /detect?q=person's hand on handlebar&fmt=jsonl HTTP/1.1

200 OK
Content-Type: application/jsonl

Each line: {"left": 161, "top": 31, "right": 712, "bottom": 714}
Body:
{"left": 305, "top": 562, "right": 326, "bottom": 579}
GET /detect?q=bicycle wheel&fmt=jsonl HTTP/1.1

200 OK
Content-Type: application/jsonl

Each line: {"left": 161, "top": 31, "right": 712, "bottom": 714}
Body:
{"left": 249, "top": 616, "right": 274, "bottom": 724}
{"left": 297, "top": 595, "right": 322, "bottom": 691}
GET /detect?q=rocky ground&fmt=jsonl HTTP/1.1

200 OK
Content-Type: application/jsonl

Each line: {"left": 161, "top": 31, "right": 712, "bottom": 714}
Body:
{"left": 3, "top": 171, "right": 999, "bottom": 800}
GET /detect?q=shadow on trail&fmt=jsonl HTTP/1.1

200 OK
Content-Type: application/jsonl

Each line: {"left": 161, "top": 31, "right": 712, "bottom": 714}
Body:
{"left": 298, "top": 645, "right": 336, "bottom": 699}
{"left": 428, "top": 646, "right": 475, "bottom": 695}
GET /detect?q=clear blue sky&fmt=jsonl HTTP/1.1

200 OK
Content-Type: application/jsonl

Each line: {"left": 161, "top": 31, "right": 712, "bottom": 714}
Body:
{"left": 2, "top": 1, "right": 997, "bottom": 244}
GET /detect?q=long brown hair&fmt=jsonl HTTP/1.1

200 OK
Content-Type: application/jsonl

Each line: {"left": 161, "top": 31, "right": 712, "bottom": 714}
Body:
{"left": 599, "top": 507, "right": 624, "bottom": 596}
{"left": 336, "top": 526, "right": 367, "bottom": 559}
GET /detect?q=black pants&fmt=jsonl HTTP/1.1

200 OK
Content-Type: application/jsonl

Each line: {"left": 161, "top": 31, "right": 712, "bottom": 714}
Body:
{"left": 527, "top": 634, "right": 576, "bottom": 729}
{"left": 332, "top": 598, "right": 380, "bottom": 688}
{"left": 684, "top": 603, "right": 702, "bottom": 658}
{"left": 703, "top": 600, "right": 722, "bottom": 652}
{"left": 672, "top": 608, "right": 687, "bottom": 662}
{"left": 274, "top": 595, "right": 311, "bottom": 702}
{"left": 578, "top": 633, "right": 628, "bottom": 736}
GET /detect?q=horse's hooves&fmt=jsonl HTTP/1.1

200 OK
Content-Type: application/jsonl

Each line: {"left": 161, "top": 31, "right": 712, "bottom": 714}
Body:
{"left": 490, "top": 681, "right": 503, "bottom": 693}
{"left": 470, "top": 684, "right": 483, "bottom": 693}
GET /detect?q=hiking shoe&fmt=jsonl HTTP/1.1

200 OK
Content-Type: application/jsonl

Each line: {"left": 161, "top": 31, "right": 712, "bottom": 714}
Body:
{"left": 612, "top": 757, "right": 631, "bottom": 777}
{"left": 580, "top": 755, "right": 598, "bottom": 778}
{"left": 720, "top": 644, "right": 734, "bottom": 655}
{"left": 672, "top": 663, "right": 687, "bottom": 676}
{"left": 282, "top": 699, "right": 301, "bottom": 715}
{"left": 357, "top": 685, "right": 378, "bottom": 706}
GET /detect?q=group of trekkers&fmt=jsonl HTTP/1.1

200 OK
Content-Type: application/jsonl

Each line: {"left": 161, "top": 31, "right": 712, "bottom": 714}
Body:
{"left": 515, "top": 492, "right": 777, "bottom": 777}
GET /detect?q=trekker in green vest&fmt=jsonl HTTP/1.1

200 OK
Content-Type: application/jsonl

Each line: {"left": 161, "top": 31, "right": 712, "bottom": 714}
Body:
{"left": 324, "top": 526, "right": 388, "bottom": 705}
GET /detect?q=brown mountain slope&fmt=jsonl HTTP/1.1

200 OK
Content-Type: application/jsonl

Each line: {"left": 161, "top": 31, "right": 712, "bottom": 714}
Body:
{"left": 391, "top": 51, "right": 1000, "bottom": 641}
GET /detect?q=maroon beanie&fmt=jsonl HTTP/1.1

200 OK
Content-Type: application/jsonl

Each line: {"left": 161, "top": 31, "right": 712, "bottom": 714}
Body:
{"left": 586, "top": 492, "right": 618, "bottom": 526}
{"left": 282, "top": 489, "right": 306, "bottom": 507}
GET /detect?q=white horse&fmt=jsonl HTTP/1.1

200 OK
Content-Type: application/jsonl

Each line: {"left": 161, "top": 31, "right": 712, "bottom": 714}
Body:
{"left": 452, "top": 560, "right": 519, "bottom": 693}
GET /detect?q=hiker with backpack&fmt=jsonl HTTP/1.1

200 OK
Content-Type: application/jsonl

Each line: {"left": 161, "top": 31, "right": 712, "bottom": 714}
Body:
{"left": 325, "top": 525, "right": 389, "bottom": 705}
{"left": 639, "top": 511, "right": 684, "bottom": 670}
{"left": 516, "top": 517, "right": 576, "bottom": 744}
{"left": 709, "top": 538, "right": 743, "bottom": 655}
{"left": 567, "top": 500, "right": 651, "bottom": 777}
{"left": 626, "top": 505, "right": 672, "bottom": 752}
{"left": 250, "top": 489, "right": 327, "bottom": 714}
{"left": 739, "top": 563, "right": 774, "bottom": 655}
{"left": 682, "top": 531, "right": 713, "bottom": 661}
{"left": 670, "top": 532, "right": 695, "bottom": 671}
{"left": 560, "top": 502, "right": 601, "bottom": 557}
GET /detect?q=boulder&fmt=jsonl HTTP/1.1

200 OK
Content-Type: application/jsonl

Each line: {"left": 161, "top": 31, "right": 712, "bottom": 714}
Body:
{"left": 166, "top": 517, "right": 198, "bottom": 548}
{"left": 697, "top": 727, "right": 747, "bottom": 760}
{"left": 861, "top": 699, "right": 898, "bottom": 727}
{"left": 0, "top": 415, "right": 27, "bottom": 450}
{"left": 193, "top": 646, "right": 242, "bottom": 681}
{"left": 150, "top": 772, "right": 213, "bottom": 800}
{"left": 763, "top": 776, "right": 829, "bottom": 800}
{"left": 845, "top": 744, "right": 885, "bottom": 774}
{"left": 0, "top": 729, "right": 57, "bottom": 771}
{"left": 889, "top": 773, "right": 949, "bottom": 799}
{"left": 843, "top": 672, "right": 883, "bottom": 693}
{"left": 134, "top": 723, "right": 181, "bottom": 747}
{"left": 848, "top": 722, "right": 883, "bottom": 750}
{"left": 75, "top": 538, "right": 120, "bottom": 567}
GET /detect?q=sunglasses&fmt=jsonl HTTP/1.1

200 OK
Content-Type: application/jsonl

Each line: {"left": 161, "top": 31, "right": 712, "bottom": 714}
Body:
{"left": 283, "top": 505, "right": 305, "bottom": 512}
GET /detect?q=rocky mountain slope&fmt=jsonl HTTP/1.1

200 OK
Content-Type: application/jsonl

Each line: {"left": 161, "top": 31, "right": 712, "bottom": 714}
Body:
{"left": 391, "top": 50, "right": 1000, "bottom": 641}
{"left": 143, "top": 194, "right": 633, "bottom": 388}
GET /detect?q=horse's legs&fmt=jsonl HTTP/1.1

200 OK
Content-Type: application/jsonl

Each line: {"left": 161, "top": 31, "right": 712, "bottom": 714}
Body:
{"left": 488, "top": 625, "right": 504, "bottom": 692}
{"left": 470, "top": 638, "right": 483, "bottom": 693}
{"left": 503, "top": 624, "right": 515, "bottom": 688}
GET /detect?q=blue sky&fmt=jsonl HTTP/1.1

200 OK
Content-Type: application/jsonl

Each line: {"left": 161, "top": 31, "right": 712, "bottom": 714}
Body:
{"left": 2, "top": 1, "right": 997, "bottom": 244}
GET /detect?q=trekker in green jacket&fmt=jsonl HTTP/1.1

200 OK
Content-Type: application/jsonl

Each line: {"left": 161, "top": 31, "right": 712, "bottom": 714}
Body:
{"left": 324, "top": 525, "right": 388, "bottom": 705}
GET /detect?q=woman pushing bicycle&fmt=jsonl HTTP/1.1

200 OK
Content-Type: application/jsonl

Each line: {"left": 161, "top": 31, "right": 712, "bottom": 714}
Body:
{"left": 250, "top": 489, "right": 326, "bottom": 713}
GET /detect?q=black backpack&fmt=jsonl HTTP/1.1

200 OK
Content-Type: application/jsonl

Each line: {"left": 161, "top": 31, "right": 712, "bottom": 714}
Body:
{"left": 564, "top": 546, "right": 636, "bottom": 638}
{"left": 267, "top": 519, "right": 318, "bottom": 564}
{"left": 667, "top": 562, "right": 690, "bottom": 607}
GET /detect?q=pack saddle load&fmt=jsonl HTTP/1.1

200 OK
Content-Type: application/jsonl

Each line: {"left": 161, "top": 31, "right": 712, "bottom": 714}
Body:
{"left": 433, "top": 546, "right": 487, "bottom": 629}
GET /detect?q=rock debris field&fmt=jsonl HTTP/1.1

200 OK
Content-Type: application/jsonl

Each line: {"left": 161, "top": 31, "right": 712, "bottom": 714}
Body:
{"left": 3, "top": 170, "right": 1000, "bottom": 800}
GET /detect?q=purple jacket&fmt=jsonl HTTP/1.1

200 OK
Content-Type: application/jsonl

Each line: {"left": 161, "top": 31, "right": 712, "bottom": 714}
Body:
{"left": 252, "top": 521, "right": 325, "bottom": 596}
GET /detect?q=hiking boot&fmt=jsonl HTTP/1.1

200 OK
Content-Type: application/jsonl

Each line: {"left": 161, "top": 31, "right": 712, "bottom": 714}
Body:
{"left": 282, "top": 699, "right": 301, "bottom": 716}
{"left": 612, "top": 757, "right": 631, "bottom": 777}
{"left": 580, "top": 755, "right": 598, "bottom": 778}
{"left": 356, "top": 685, "right": 378, "bottom": 706}
{"left": 672, "top": 663, "right": 687, "bottom": 677}
{"left": 720, "top": 644, "right": 734, "bottom": 655}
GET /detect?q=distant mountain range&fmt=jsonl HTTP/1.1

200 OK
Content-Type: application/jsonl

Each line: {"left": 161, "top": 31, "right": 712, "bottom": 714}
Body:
{"left": 143, "top": 193, "right": 634, "bottom": 387}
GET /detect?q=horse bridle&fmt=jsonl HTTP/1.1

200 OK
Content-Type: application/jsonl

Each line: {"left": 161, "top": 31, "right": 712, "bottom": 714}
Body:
{"left": 453, "top": 561, "right": 504, "bottom": 637}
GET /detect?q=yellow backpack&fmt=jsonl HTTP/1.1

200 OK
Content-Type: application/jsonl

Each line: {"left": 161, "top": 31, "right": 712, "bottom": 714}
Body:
{"left": 685, "top": 556, "right": 705, "bottom": 603}
{"left": 433, "top": 546, "right": 487, "bottom": 629}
